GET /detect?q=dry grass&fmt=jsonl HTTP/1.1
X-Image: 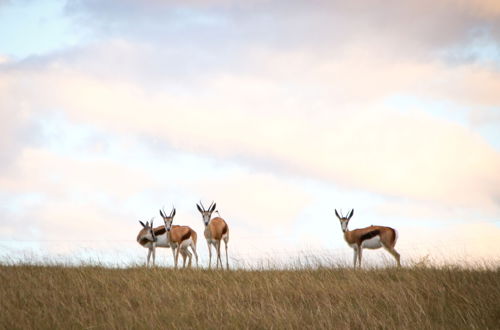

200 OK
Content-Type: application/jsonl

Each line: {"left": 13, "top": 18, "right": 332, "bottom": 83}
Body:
{"left": 1, "top": 263, "right": 499, "bottom": 329}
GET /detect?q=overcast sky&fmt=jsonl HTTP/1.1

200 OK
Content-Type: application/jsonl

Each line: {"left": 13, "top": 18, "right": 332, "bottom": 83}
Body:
{"left": 1, "top": 0, "right": 499, "bottom": 267}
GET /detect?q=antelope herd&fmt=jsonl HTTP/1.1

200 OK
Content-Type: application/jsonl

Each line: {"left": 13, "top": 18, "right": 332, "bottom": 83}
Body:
{"left": 137, "top": 201, "right": 230, "bottom": 269}
{"left": 137, "top": 203, "right": 401, "bottom": 269}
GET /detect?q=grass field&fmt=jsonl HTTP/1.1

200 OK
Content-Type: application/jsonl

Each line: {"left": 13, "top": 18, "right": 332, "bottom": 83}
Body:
{"left": 1, "top": 264, "right": 499, "bottom": 329}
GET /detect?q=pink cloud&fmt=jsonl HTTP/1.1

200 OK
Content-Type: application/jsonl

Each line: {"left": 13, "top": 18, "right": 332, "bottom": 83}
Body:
{"left": 191, "top": 172, "right": 312, "bottom": 227}
{"left": 0, "top": 148, "right": 155, "bottom": 199}
{"left": 396, "top": 221, "right": 500, "bottom": 265}
{"left": 1, "top": 47, "right": 499, "bottom": 212}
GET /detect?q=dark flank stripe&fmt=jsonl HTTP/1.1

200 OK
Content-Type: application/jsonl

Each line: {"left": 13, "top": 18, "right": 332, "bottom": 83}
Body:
{"left": 360, "top": 229, "right": 380, "bottom": 242}
{"left": 154, "top": 227, "right": 166, "bottom": 236}
{"left": 180, "top": 230, "right": 191, "bottom": 242}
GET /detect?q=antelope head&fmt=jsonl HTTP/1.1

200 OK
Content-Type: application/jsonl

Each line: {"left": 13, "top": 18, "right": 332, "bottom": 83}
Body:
{"left": 159, "top": 207, "right": 176, "bottom": 232}
{"left": 138, "top": 218, "right": 156, "bottom": 242}
{"left": 335, "top": 209, "right": 354, "bottom": 232}
{"left": 196, "top": 201, "right": 216, "bottom": 226}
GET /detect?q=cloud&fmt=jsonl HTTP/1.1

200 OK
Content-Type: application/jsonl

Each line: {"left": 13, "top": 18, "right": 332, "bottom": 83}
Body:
{"left": 1, "top": 0, "right": 499, "bottom": 265}
{"left": 396, "top": 221, "right": 500, "bottom": 265}
{"left": 0, "top": 198, "right": 143, "bottom": 261}
{"left": 0, "top": 147, "right": 155, "bottom": 200}
{"left": 63, "top": 0, "right": 500, "bottom": 62}
{"left": 192, "top": 172, "right": 312, "bottom": 228}
{"left": 0, "top": 108, "right": 45, "bottom": 174}
{"left": 0, "top": 147, "right": 313, "bottom": 260}
{"left": 469, "top": 107, "right": 500, "bottom": 126}
{"left": 1, "top": 43, "right": 499, "bottom": 212}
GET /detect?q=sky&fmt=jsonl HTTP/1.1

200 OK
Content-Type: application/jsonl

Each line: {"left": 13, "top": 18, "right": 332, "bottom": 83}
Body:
{"left": 1, "top": 0, "right": 499, "bottom": 268}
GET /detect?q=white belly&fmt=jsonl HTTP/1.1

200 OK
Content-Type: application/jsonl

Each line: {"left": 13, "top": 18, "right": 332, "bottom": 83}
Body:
{"left": 361, "top": 236, "right": 382, "bottom": 249}
{"left": 155, "top": 235, "right": 170, "bottom": 248}
{"left": 142, "top": 234, "right": 170, "bottom": 248}
{"left": 179, "top": 238, "right": 193, "bottom": 249}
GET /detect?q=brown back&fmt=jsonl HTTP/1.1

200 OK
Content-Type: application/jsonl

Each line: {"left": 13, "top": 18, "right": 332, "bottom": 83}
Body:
{"left": 348, "top": 225, "right": 396, "bottom": 246}
{"left": 169, "top": 225, "right": 195, "bottom": 244}
{"left": 209, "top": 217, "right": 228, "bottom": 240}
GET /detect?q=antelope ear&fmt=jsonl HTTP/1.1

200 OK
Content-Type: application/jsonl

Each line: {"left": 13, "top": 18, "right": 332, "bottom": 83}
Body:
{"left": 145, "top": 221, "right": 150, "bottom": 227}
{"left": 210, "top": 203, "right": 217, "bottom": 212}
{"left": 347, "top": 209, "right": 354, "bottom": 220}
{"left": 159, "top": 209, "right": 164, "bottom": 218}
{"left": 334, "top": 209, "right": 341, "bottom": 220}
{"left": 196, "top": 204, "right": 203, "bottom": 213}
{"left": 139, "top": 221, "right": 146, "bottom": 228}
{"left": 172, "top": 208, "right": 176, "bottom": 217}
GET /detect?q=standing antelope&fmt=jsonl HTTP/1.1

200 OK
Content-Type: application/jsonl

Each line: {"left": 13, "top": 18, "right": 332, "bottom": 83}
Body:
{"left": 136, "top": 218, "right": 170, "bottom": 267}
{"left": 335, "top": 209, "right": 401, "bottom": 268}
{"left": 159, "top": 207, "right": 199, "bottom": 268}
{"left": 196, "top": 201, "right": 229, "bottom": 269}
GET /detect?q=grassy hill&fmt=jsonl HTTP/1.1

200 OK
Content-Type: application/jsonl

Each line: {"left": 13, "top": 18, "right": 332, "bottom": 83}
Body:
{"left": 1, "top": 264, "right": 499, "bottom": 329}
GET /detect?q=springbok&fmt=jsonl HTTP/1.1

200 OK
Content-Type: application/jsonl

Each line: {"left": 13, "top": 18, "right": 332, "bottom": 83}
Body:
{"left": 136, "top": 218, "right": 170, "bottom": 267}
{"left": 196, "top": 201, "right": 229, "bottom": 269}
{"left": 335, "top": 209, "right": 401, "bottom": 268}
{"left": 159, "top": 207, "right": 198, "bottom": 268}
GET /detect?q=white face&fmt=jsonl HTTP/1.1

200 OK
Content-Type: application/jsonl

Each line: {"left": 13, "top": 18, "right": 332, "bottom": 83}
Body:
{"left": 201, "top": 211, "right": 212, "bottom": 226}
{"left": 340, "top": 219, "right": 349, "bottom": 232}
{"left": 159, "top": 208, "right": 176, "bottom": 231}
{"left": 197, "top": 203, "right": 216, "bottom": 226}
{"left": 163, "top": 217, "right": 173, "bottom": 231}
{"left": 335, "top": 209, "right": 353, "bottom": 232}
